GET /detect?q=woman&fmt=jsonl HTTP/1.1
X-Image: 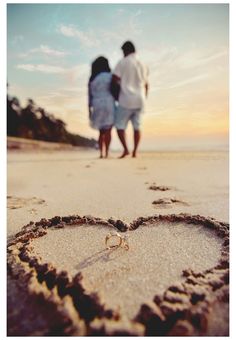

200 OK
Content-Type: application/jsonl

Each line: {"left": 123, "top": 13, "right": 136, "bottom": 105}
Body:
{"left": 88, "top": 56, "right": 115, "bottom": 158}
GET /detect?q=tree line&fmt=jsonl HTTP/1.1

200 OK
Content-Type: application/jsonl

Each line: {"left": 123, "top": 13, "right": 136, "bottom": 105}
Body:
{"left": 7, "top": 94, "right": 97, "bottom": 148}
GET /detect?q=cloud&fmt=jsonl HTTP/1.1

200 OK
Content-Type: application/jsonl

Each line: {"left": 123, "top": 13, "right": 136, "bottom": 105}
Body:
{"left": 177, "top": 49, "right": 228, "bottom": 70}
{"left": 58, "top": 24, "right": 99, "bottom": 47}
{"left": 36, "top": 45, "right": 69, "bottom": 57}
{"left": 129, "top": 9, "right": 143, "bottom": 35}
{"left": 18, "top": 45, "right": 69, "bottom": 58}
{"left": 16, "top": 64, "right": 66, "bottom": 74}
{"left": 141, "top": 45, "right": 227, "bottom": 72}
{"left": 141, "top": 45, "right": 227, "bottom": 95}
{"left": 16, "top": 62, "right": 90, "bottom": 83}
{"left": 116, "top": 8, "right": 126, "bottom": 14}
{"left": 63, "top": 64, "right": 90, "bottom": 84}
{"left": 165, "top": 74, "right": 209, "bottom": 89}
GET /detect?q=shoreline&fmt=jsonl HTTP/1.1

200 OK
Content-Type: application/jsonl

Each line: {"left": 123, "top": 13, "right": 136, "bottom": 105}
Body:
{"left": 7, "top": 136, "right": 228, "bottom": 153}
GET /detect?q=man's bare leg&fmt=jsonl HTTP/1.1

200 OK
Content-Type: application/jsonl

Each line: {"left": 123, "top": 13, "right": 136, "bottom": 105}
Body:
{"left": 132, "top": 130, "right": 141, "bottom": 158}
{"left": 117, "top": 129, "right": 129, "bottom": 158}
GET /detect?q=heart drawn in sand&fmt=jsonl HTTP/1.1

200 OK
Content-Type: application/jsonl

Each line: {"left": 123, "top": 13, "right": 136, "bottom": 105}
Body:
{"left": 7, "top": 214, "right": 229, "bottom": 336}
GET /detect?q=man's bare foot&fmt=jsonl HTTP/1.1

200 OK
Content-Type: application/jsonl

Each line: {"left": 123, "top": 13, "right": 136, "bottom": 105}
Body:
{"left": 99, "top": 154, "right": 103, "bottom": 159}
{"left": 132, "top": 151, "right": 137, "bottom": 158}
{"left": 118, "top": 150, "right": 129, "bottom": 158}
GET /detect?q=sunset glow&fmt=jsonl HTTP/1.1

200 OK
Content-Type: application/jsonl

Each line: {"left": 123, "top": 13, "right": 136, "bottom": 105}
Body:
{"left": 7, "top": 3, "right": 229, "bottom": 150}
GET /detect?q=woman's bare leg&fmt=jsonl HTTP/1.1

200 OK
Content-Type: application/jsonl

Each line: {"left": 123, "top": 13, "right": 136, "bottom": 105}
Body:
{"left": 104, "top": 128, "right": 112, "bottom": 158}
{"left": 98, "top": 130, "right": 104, "bottom": 158}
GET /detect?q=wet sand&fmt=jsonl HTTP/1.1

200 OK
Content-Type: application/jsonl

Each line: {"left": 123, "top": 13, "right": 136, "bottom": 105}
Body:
{"left": 7, "top": 147, "right": 229, "bottom": 335}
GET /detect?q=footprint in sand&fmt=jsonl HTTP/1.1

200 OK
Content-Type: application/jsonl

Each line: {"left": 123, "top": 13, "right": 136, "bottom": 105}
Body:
{"left": 7, "top": 196, "right": 46, "bottom": 210}
{"left": 28, "top": 208, "right": 38, "bottom": 215}
{"left": 148, "top": 183, "right": 173, "bottom": 191}
{"left": 152, "top": 197, "right": 189, "bottom": 208}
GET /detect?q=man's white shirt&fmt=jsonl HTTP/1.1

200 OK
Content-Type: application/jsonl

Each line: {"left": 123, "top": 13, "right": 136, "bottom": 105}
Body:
{"left": 113, "top": 53, "right": 148, "bottom": 110}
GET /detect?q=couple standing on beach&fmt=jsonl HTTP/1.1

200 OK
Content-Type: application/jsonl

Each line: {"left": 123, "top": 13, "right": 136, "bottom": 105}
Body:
{"left": 88, "top": 41, "right": 149, "bottom": 158}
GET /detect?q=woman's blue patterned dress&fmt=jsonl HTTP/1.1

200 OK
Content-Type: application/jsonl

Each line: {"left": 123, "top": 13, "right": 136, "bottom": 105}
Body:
{"left": 89, "top": 72, "right": 115, "bottom": 130}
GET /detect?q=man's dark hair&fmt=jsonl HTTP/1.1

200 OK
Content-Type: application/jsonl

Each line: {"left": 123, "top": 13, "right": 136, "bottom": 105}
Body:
{"left": 89, "top": 56, "right": 111, "bottom": 82}
{"left": 121, "top": 41, "right": 136, "bottom": 54}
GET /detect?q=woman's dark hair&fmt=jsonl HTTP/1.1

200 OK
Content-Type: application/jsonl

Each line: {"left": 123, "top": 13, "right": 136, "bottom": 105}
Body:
{"left": 89, "top": 56, "right": 111, "bottom": 82}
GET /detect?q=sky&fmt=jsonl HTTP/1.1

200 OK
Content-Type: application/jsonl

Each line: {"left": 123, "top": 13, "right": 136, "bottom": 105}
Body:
{"left": 7, "top": 3, "right": 229, "bottom": 151}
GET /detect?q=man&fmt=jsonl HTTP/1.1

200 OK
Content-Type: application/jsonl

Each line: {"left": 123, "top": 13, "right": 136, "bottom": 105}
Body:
{"left": 112, "top": 41, "right": 149, "bottom": 158}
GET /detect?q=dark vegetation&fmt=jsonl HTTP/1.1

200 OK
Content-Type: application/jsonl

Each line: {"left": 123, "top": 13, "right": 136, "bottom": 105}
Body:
{"left": 7, "top": 95, "right": 97, "bottom": 148}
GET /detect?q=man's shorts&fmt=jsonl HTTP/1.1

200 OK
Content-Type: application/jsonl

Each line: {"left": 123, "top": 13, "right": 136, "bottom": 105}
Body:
{"left": 115, "top": 106, "right": 142, "bottom": 131}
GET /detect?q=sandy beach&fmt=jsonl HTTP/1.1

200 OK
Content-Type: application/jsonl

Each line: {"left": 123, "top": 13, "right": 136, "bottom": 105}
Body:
{"left": 7, "top": 143, "right": 229, "bottom": 336}
{"left": 7, "top": 145, "right": 229, "bottom": 237}
{"left": 6, "top": 2, "right": 229, "bottom": 335}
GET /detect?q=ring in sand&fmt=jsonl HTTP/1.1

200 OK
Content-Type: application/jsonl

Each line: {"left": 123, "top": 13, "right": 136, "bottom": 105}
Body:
{"left": 7, "top": 214, "right": 229, "bottom": 336}
{"left": 105, "top": 232, "right": 129, "bottom": 250}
